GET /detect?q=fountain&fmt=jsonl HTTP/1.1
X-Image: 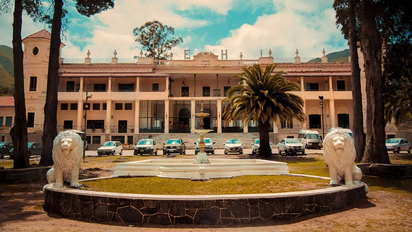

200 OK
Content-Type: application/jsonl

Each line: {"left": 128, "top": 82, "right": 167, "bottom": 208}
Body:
{"left": 193, "top": 102, "right": 213, "bottom": 165}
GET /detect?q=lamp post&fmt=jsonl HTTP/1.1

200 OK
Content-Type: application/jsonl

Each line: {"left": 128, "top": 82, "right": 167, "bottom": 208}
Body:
{"left": 83, "top": 82, "right": 92, "bottom": 162}
{"left": 318, "top": 95, "right": 325, "bottom": 140}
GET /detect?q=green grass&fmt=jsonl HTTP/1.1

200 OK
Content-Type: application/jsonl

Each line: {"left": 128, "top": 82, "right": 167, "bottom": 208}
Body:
{"left": 84, "top": 175, "right": 329, "bottom": 195}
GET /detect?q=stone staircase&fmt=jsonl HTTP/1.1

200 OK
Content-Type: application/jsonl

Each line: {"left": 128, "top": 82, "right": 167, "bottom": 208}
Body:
{"left": 151, "top": 133, "right": 260, "bottom": 149}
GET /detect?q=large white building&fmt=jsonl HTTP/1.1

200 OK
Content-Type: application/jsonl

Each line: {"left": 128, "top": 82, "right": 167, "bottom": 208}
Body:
{"left": 0, "top": 29, "right": 397, "bottom": 145}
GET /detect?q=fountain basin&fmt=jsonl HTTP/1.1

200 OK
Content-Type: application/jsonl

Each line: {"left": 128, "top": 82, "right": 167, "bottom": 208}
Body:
{"left": 113, "top": 159, "right": 289, "bottom": 179}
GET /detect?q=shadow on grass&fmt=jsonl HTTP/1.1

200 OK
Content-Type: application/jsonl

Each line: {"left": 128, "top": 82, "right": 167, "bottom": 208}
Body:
{"left": 362, "top": 175, "right": 412, "bottom": 194}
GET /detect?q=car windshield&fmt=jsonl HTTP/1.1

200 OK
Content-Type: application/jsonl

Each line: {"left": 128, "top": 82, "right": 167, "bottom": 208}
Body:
{"left": 102, "top": 142, "right": 116, "bottom": 146}
{"left": 286, "top": 139, "right": 301, "bottom": 144}
{"left": 166, "top": 139, "right": 181, "bottom": 145}
{"left": 226, "top": 139, "right": 241, "bottom": 144}
{"left": 138, "top": 140, "right": 152, "bottom": 145}
{"left": 307, "top": 134, "right": 320, "bottom": 139}
{"left": 386, "top": 139, "right": 399, "bottom": 143}
{"left": 254, "top": 139, "right": 260, "bottom": 144}
{"left": 197, "top": 138, "right": 211, "bottom": 143}
{"left": 28, "top": 142, "right": 35, "bottom": 148}
{"left": 0, "top": 142, "right": 4, "bottom": 148}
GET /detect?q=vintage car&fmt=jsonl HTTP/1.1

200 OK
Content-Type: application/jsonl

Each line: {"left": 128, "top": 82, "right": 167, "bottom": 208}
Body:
{"left": 134, "top": 139, "right": 158, "bottom": 155}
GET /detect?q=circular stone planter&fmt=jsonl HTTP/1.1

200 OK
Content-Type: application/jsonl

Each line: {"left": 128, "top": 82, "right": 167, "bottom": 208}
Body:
{"left": 43, "top": 176, "right": 367, "bottom": 225}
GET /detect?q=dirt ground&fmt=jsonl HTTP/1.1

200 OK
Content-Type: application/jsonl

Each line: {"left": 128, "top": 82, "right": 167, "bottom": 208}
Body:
{"left": 1, "top": 157, "right": 412, "bottom": 231}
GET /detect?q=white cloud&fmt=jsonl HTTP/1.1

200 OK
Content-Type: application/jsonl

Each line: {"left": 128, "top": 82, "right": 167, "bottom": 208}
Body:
{"left": 204, "top": 0, "right": 347, "bottom": 60}
{"left": 0, "top": 12, "right": 44, "bottom": 47}
{"left": 171, "top": 0, "right": 234, "bottom": 15}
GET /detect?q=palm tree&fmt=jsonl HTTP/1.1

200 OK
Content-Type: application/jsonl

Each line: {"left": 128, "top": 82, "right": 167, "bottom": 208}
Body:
{"left": 223, "top": 64, "right": 305, "bottom": 157}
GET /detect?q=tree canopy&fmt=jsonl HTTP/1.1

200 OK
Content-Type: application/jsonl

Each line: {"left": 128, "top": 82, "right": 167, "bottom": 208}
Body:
{"left": 133, "top": 20, "right": 183, "bottom": 60}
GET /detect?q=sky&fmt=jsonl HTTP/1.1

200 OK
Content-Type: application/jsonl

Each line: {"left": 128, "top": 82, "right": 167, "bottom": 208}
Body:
{"left": 0, "top": 0, "right": 348, "bottom": 62}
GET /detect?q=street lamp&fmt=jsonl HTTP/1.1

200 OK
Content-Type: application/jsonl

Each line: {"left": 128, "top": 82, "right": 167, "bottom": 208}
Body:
{"left": 318, "top": 95, "right": 324, "bottom": 140}
{"left": 83, "top": 82, "right": 92, "bottom": 162}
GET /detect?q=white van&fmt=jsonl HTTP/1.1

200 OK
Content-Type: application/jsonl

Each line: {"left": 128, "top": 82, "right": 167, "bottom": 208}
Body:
{"left": 298, "top": 129, "right": 322, "bottom": 149}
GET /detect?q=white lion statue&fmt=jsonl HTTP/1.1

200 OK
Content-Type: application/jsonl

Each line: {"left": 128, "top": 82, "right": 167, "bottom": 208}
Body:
{"left": 47, "top": 130, "right": 83, "bottom": 188}
{"left": 323, "top": 129, "right": 362, "bottom": 186}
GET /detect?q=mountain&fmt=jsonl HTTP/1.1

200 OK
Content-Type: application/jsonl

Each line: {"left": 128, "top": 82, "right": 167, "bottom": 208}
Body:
{"left": 0, "top": 45, "right": 14, "bottom": 89}
{"left": 308, "top": 49, "right": 350, "bottom": 63}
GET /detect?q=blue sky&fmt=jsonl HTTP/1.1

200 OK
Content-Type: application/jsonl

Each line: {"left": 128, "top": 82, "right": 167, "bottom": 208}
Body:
{"left": 0, "top": 0, "right": 348, "bottom": 61}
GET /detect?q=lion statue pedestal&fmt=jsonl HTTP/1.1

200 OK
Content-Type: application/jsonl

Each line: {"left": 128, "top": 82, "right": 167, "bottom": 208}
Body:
{"left": 47, "top": 130, "right": 83, "bottom": 188}
{"left": 323, "top": 129, "right": 363, "bottom": 186}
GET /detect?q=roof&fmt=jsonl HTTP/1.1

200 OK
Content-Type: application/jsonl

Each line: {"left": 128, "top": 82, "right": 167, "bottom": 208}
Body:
{"left": 23, "top": 29, "right": 51, "bottom": 41}
{"left": 0, "top": 96, "right": 14, "bottom": 107}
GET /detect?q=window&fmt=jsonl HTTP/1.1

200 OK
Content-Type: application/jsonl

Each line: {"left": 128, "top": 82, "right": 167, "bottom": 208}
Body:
{"left": 203, "top": 86, "right": 210, "bottom": 97}
{"left": 103, "top": 103, "right": 107, "bottom": 110}
{"left": 61, "top": 103, "right": 69, "bottom": 110}
{"left": 29, "top": 76, "right": 37, "bottom": 91}
{"left": 337, "top": 80, "right": 345, "bottom": 91}
{"left": 66, "top": 81, "right": 75, "bottom": 92}
{"left": 93, "top": 103, "right": 100, "bottom": 110}
{"left": 63, "top": 120, "right": 73, "bottom": 129}
{"left": 86, "top": 136, "right": 91, "bottom": 145}
{"left": 94, "top": 84, "right": 106, "bottom": 92}
{"left": 387, "top": 134, "right": 396, "bottom": 139}
{"left": 0, "top": 117, "right": 3, "bottom": 126}
{"left": 309, "top": 115, "right": 321, "bottom": 129}
{"left": 224, "top": 86, "right": 231, "bottom": 97}
{"left": 92, "top": 136, "right": 101, "bottom": 144}
{"left": 32, "top": 47, "right": 39, "bottom": 55}
{"left": 281, "top": 120, "right": 293, "bottom": 129}
{"left": 306, "top": 83, "right": 319, "bottom": 91}
{"left": 152, "top": 83, "right": 159, "bottom": 91}
{"left": 87, "top": 120, "right": 104, "bottom": 129}
{"left": 125, "top": 103, "right": 132, "bottom": 110}
{"left": 70, "top": 103, "right": 78, "bottom": 110}
{"left": 27, "top": 113, "right": 34, "bottom": 127}
{"left": 111, "top": 136, "right": 125, "bottom": 144}
{"left": 115, "top": 103, "right": 123, "bottom": 110}
{"left": 83, "top": 103, "right": 90, "bottom": 110}
{"left": 118, "top": 83, "right": 134, "bottom": 92}
{"left": 338, "top": 114, "right": 350, "bottom": 128}
{"left": 127, "top": 136, "right": 133, "bottom": 145}
{"left": 6, "top": 117, "right": 13, "bottom": 126}
{"left": 181, "top": 86, "right": 189, "bottom": 97}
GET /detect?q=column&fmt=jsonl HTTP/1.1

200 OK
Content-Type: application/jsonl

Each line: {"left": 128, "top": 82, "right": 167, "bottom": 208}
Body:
{"left": 217, "top": 99, "right": 222, "bottom": 133}
{"left": 165, "top": 76, "right": 169, "bottom": 96}
{"left": 165, "top": 100, "right": 169, "bottom": 134}
{"left": 136, "top": 77, "right": 140, "bottom": 92}
{"left": 216, "top": 74, "right": 219, "bottom": 96}
{"left": 105, "top": 100, "right": 112, "bottom": 134}
{"left": 300, "top": 76, "right": 307, "bottom": 129}
{"left": 134, "top": 100, "right": 140, "bottom": 134}
{"left": 193, "top": 74, "right": 196, "bottom": 97}
{"left": 273, "top": 122, "right": 279, "bottom": 133}
{"left": 191, "top": 99, "right": 196, "bottom": 133}
{"left": 330, "top": 99, "right": 336, "bottom": 128}
{"left": 77, "top": 77, "right": 84, "bottom": 130}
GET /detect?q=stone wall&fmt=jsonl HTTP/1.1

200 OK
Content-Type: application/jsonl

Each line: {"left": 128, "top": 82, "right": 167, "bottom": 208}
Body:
{"left": 44, "top": 184, "right": 366, "bottom": 225}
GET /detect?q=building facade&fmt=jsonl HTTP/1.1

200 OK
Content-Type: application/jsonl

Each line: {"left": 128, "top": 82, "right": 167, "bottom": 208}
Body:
{"left": 18, "top": 29, "right": 396, "bottom": 146}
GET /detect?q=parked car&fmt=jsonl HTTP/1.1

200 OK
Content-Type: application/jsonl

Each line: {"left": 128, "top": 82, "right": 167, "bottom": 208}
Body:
{"left": 134, "top": 139, "right": 158, "bottom": 155}
{"left": 163, "top": 138, "right": 186, "bottom": 155}
{"left": 97, "top": 141, "right": 123, "bottom": 156}
{"left": 9, "top": 142, "right": 42, "bottom": 159}
{"left": 251, "top": 139, "right": 273, "bottom": 155}
{"left": 298, "top": 129, "right": 322, "bottom": 149}
{"left": 278, "top": 138, "right": 305, "bottom": 155}
{"left": 385, "top": 138, "right": 411, "bottom": 154}
{"left": 194, "top": 138, "right": 215, "bottom": 154}
{"left": 0, "top": 141, "right": 13, "bottom": 159}
{"left": 224, "top": 139, "right": 243, "bottom": 154}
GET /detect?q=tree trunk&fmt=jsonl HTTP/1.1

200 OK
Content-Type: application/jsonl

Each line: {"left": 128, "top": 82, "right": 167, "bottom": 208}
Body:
{"left": 40, "top": 0, "right": 63, "bottom": 166}
{"left": 349, "top": 0, "right": 365, "bottom": 162}
{"left": 12, "top": 0, "right": 29, "bottom": 169}
{"left": 359, "top": 0, "right": 390, "bottom": 164}
{"left": 258, "top": 119, "right": 271, "bottom": 157}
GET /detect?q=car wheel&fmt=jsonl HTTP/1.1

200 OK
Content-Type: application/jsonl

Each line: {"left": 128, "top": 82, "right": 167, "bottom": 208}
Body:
{"left": 224, "top": 150, "right": 228, "bottom": 155}
{"left": 120, "top": 150, "right": 123, "bottom": 156}
{"left": 239, "top": 150, "right": 243, "bottom": 155}
{"left": 302, "top": 151, "right": 305, "bottom": 155}
{"left": 28, "top": 151, "right": 32, "bottom": 157}
{"left": 211, "top": 151, "right": 214, "bottom": 155}
{"left": 396, "top": 147, "right": 401, "bottom": 154}
{"left": 155, "top": 150, "right": 158, "bottom": 155}
{"left": 112, "top": 151, "right": 115, "bottom": 156}
{"left": 150, "top": 150, "right": 153, "bottom": 156}
{"left": 0, "top": 152, "right": 3, "bottom": 159}
{"left": 408, "top": 147, "right": 411, "bottom": 154}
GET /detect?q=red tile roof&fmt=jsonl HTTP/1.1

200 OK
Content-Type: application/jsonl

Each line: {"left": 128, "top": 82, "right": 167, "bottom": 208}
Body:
{"left": 23, "top": 29, "right": 51, "bottom": 41}
{"left": 0, "top": 96, "right": 14, "bottom": 107}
